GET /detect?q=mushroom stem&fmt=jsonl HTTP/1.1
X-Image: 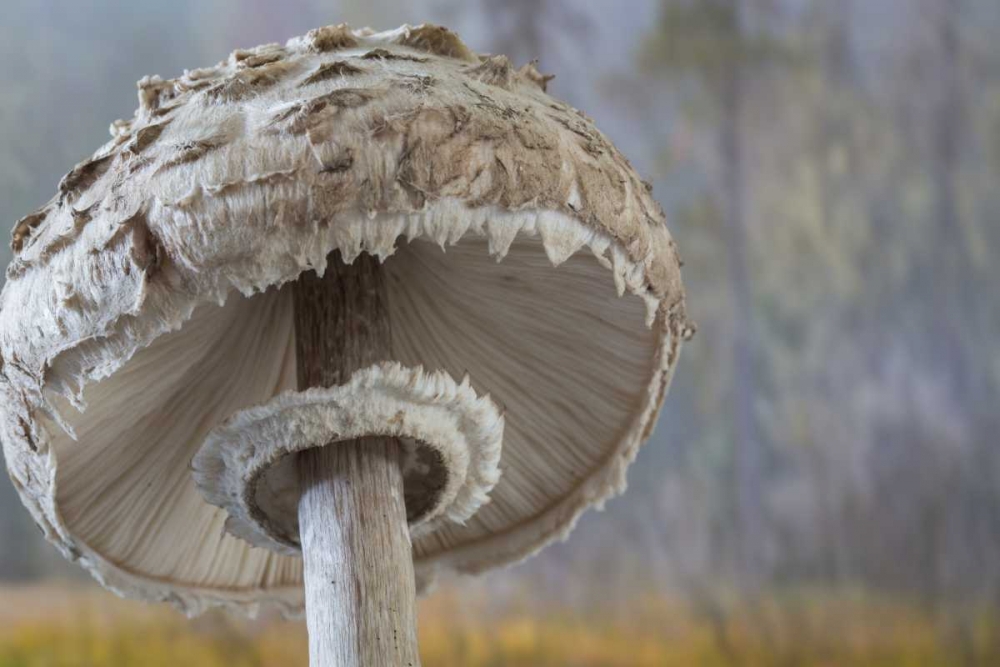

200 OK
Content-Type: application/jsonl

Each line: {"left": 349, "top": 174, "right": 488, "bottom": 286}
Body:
{"left": 293, "top": 250, "right": 421, "bottom": 667}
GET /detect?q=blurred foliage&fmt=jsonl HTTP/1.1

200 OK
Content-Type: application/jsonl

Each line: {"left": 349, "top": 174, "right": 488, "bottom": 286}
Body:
{"left": 621, "top": 0, "right": 1000, "bottom": 614}
{"left": 1, "top": 586, "right": 999, "bottom": 667}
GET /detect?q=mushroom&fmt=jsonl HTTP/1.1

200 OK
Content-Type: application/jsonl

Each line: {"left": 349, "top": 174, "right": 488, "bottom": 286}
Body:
{"left": 0, "top": 23, "right": 691, "bottom": 666}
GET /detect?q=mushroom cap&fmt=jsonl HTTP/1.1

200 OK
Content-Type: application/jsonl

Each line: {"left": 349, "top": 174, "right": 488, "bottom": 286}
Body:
{"left": 193, "top": 362, "right": 506, "bottom": 557}
{"left": 0, "top": 24, "right": 691, "bottom": 616}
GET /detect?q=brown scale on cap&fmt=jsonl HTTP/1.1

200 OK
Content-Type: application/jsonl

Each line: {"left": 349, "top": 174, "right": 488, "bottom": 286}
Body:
{"left": 299, "top": 60, "right": 365, "bottom": 87}
{"left": 123, "top": 121, "right": 170, "bottom": 157}
{"left": 10, "top": 209, "right": 48, "bottom": 253}
{"left": 58, "top": 153, "right": 115, "bottom": 202}
{"left": 464, "top": 55, "right": 516, "bottom": 89}
{"left": 231, "top": 49, "right": 285, "bottom": 70}
{"left": 361, "top": 48, "right": 428, "bottom": 63}
{"left": 395, "top": 24, "right": 477, "bottom": 61}
{"left": 268, "top": 88, "right": 378, "bottom": 137}
{"left": 202, "top": 68, "right": 282, "bottom": 104}
{"left": 519, "top": 61, "right": 556, "bottom": 92}
{"left": 155, "top": 137, "right": 227, "bottom": 173}
{"left": 305, "top": 24, "right": 358, "bottom": 53}
{"left": 136, "top": 75, "right": 178, "bottom": 114}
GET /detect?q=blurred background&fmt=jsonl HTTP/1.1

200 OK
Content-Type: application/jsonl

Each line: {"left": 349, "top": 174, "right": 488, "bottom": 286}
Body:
{"left": 3, "top": 0, "right": 1000, "bottom": 664}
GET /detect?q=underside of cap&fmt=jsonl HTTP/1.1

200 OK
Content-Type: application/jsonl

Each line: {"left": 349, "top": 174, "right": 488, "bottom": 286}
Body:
{"left": 0, "top": 23, "right": 691, "bottom": 617}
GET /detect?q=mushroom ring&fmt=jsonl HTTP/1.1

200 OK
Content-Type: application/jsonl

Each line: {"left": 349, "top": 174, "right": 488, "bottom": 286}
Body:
{"left": 193, "top": 362, "right": 504, "bottom": 557}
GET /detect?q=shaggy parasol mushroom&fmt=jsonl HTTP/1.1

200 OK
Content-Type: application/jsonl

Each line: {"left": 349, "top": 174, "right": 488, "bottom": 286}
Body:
{"left": 0, "top": 23, "right": 691, "bottom": 666}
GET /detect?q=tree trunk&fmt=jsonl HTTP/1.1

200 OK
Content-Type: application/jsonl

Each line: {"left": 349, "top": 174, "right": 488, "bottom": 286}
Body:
{"left": 931, "top": 0, "right": 969, "bottom": 405}
{"left": 815, "top": 0, "right": 855, "bottom": 586}
{"left": 293, "top": 250, "right": 421, "bottom": 667}
{"left": 720, "top": 0, "right": 764, "bottom": 590}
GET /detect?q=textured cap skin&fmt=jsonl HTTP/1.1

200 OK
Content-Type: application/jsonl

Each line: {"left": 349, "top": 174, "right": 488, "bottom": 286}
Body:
{"left": 0, "top": 24, "right": 691, "bottom": 615}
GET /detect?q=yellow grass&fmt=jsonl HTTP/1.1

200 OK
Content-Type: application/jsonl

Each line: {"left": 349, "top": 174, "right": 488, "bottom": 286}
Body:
{"left": 0, "top": 583, "right": 996, "bottom": 666}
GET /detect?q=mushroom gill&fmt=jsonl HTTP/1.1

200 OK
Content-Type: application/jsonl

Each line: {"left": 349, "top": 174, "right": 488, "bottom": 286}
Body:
{"left": 45, "top": 205, "right": 664, "bottom": 597}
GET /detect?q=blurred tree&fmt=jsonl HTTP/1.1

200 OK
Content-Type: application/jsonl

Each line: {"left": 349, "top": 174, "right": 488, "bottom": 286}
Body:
{"left": 477, "top": 0, "right": 589, "bottom": 64}
{"left": 641, "top": 0, "right": 793, "bottom": 589}
{"left": 636, "top": 0, "right": 1000, "bottom": 614}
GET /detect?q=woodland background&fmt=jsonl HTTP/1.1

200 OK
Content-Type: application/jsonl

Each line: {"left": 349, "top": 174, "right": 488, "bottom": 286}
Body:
{"left": 1, "top": 0, "right": 999, "bottom": 664}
